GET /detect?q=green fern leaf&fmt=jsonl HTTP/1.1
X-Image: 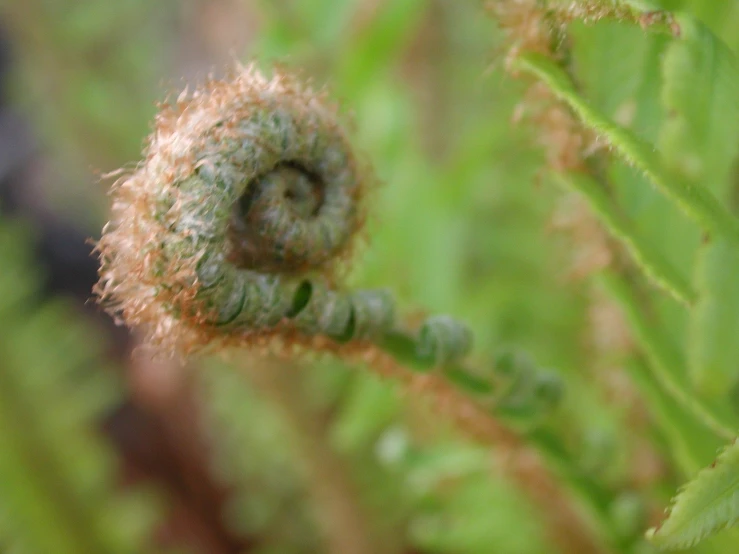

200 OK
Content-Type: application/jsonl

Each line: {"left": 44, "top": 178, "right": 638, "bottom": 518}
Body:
{"left": 689, "top": 239, "right": 739, "bottom": 398}
{"left": 647, "top": 439, "right": 739, "bottom": 549}
{"left": 598, "top": 270, "right": 734, "bottom": 441}
{"left": 658, "top": 15, "right": 739, "bottom": 399}
{"left": 660, "top": 14, "right": 739, "bottom": 194}
{"left": 555, "top": 170, "right": 695, "bottom": 305}
{"left": 515, "top": 51, "right": 739, "bottom": 245}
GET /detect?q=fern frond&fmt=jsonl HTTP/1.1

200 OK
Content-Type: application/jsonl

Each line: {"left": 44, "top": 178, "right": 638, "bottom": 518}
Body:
{"left": 658, "top": 15, "right": 739, "bottom": 400}
{"left": 555, "top": 170, "right": 695, "bottom": 305}
{"left": 515, "top": 51, "right": 739, "bottom": 245}
{"left": 599, "top": 270, "right": 734, "bottom": 441}
{"left": 688, "top": 239, "right": 739, "bottom": 398}
{"left": 647, "top": 439, "right": 739, "bottom": 549}
{"left": 660, "top": 14, "right": 739, "bottom": 193}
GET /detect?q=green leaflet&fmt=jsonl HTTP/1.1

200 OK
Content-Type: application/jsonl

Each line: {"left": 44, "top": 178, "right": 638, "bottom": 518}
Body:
{"left": 98, "top": 65, "right": 561, "bottom": 432}
{"left": 489, "top": 351, "right": 564, "bottom": 421}
{"left": 570, "top": 19, "right": 698, "bottom": 341}
{"left": 515, "top": 51, "right": 739, "bottom": 245}
{"left": 417, "top": 315, "right": 474, "bottom": 366}
{"left": 648, "top": 439, "right": 739, "bottom": 549}
{"left": 689, "top": 239, "right": 739, "bottom": 398}
{"left": 622, "top": 357, "right": 721, "bottom": 476}
{"left": 658, "top": 15, "right": 739, "bottom": 400}
{"left": 555, "top": 170, "right": 695, "bottom": 305}
{"left": 598, "top": 270, "right": 734, "bottom": 442}
{"left": 660, "top": 14, "right": 739, "bottom": 195}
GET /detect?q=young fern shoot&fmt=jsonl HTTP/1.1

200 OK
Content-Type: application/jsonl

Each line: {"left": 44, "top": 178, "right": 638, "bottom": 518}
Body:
{"left": 94, "top": 64, "right": 533, "bottom": 417}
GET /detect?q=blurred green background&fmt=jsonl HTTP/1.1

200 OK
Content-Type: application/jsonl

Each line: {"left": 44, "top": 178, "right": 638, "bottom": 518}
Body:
{"left": 2, "top": 1, "right": 739, "bottom": 553}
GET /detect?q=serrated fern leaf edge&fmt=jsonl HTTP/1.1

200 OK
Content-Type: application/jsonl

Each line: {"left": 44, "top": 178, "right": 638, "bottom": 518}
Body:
{"left": 648, "top": 439, "right": 739, "bottom": 549}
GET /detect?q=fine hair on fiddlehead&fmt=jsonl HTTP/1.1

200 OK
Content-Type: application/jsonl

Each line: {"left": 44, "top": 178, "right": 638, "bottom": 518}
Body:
{"left": 94, "top": 60, "right": 566, "bottom": 432}
{"left": 90, "top": 27, "right": 608, "bottom": 554}
{"left": 94, "top": 62, "right": 482, "bottom": 384}
{"left": 95, "top": 64, "right": 378, "bottom": 355}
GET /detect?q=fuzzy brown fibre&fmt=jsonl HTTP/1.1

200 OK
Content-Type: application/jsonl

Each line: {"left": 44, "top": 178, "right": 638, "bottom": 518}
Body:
{"left": 95, "top": 64, "right": 372, "bottom": 355}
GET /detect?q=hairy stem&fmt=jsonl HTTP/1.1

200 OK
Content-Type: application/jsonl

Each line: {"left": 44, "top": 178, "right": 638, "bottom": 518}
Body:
{"left": 344, "top": 345, "right": 615, "bottom": 554}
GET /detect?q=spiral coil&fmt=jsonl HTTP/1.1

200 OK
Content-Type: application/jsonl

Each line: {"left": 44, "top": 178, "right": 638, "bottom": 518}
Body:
{"left": 94, "top": 65, "right": 472, "bottom": 366}
{"left": 91, "top": 63, "right": 568, "bottom": 425}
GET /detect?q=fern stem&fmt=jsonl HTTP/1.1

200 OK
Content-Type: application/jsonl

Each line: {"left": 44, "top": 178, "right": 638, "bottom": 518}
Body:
{"left": 555, "top": 171, "right": 696, "bottom": 305}
{"left": 517, "top": 52, "right": 739, "bottom": 245}
{"left": 94, "top": 64, "right": 615, "bottom": 554}
{"left": 378, "top": 327, "right": 491, "bottom": 392}
{"left": 345, "top": 345, "right": 617, "bottom": 554}
{"left": 93, "top": 66, "right": 529, "bottom": 421}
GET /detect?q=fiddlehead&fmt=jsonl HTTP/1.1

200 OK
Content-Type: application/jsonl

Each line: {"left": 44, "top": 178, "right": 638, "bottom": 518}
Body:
{"left": 95, "top": 64, "right": 559, "bottom": 419}
{"left": 97, "top": 66, "right": 361, "bottom": 348}
{"left": 95, "top": 66, "right": 458, "bottom": 358}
